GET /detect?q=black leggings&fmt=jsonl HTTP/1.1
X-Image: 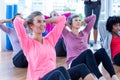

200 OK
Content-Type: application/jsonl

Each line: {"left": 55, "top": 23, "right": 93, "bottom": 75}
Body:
{"left": 113, "top": 53, "right": 120, "bottom": 66}
{"left": 68, "top": 63, "right": 91, "bottom": 80}
{"left": 94, "top": 48, "right": 115, "bottom": 77}
{"left": 13, "top": 50, "right": 28, "bottom": 68}
{"left": 41, "top": 64, "right": 91, "bottom": 80}
{"left": 70, "top": 48, "right": 116, "bottom": 78}
{"left": 55, "top": 37, "right": 66, "bottom": 57}
{"left": 41, "top": 67, "right": 71, "bottom": 80}
{"left": 70, "top": 49, "right": 102, "bottom": 79}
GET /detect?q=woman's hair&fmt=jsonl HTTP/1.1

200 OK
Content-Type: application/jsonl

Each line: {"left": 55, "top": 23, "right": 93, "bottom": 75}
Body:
{"left": 106, "top": 16, "right": 120, "bottom": 33}
{"left": 25, "top": 11, "right": 43, "bottom": 30}
{"left": 67, "top": 14, "right": 79, "bottom": 25}
{"left": 50, "top": 10, "right": 59, "bottom": 17}
{"left": 12, "top": 13, "right": 22, "bottom": 22}
{"left": 25, "top": 11, "right": 43, "bottom": 25}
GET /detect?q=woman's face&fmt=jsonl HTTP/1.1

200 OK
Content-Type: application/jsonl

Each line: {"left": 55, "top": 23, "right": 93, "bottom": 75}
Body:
{"left": 71, "top": 17, "right": 82, "bottom": 29}
{"left": 31, "top": 15, "right": 46, "bottom": 34}
{"left": 112, "top": 23, "right": 120, "bottom": 35}
{"left": 51, "top": 11, "right": 59, "bottom": 17}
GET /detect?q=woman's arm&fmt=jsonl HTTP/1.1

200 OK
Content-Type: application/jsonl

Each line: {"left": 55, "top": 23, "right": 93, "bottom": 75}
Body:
{"left": 45, "top": 16, "right": 58, "bottom": 24}
{"left": 13, "top": 16, "right": 30, "bottom": 56}
{"left": 83, "top": 15, "right": 96, "bottom": 33}
{"left": 0, "top": 19, "right": 12, "bottom": 23}
{"left": 45, "top": 16, "right": 66, "bottom": 47}
{"left": 62, "top": 21, "right": 71, "bottom": 37}
{"left": 0, "top": 19, "right": 12, "bottom": 33}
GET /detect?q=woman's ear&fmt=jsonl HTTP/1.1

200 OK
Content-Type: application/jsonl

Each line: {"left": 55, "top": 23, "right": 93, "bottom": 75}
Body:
{"left": 27, "top": 24, "right": 33, "bottom": 31}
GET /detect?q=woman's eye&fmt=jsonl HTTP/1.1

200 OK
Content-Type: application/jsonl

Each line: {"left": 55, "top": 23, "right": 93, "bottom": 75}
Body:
{"left": 75, "top": 20, "right": 78, "bottom": 21}
{"left": 37, "top": 20, "right": 45, "bottom": 23}
{"left": 43, "top": 20, "right": 46, "bottom": 23}
{"left": 37, "top": 20, "right": 41, "bottom": 23}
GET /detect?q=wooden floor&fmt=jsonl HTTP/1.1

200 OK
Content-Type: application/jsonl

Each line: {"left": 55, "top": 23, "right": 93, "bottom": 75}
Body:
{"left": 0, "top": 51, "right": 120, "bottom": 80}
{"left": 0, "top": 51, "right": 66, "bottom": 80}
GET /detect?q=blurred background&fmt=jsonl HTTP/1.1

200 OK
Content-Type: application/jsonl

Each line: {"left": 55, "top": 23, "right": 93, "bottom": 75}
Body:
{"left": 0, "top": 0, "right": 120, "bottom": 52}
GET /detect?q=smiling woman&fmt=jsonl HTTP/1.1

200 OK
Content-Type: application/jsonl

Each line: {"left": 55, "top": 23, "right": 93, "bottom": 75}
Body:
{"left": 26, "top": 14, "right": 46, "bottom": 38}
{"left": 13, "top": 11, "right": 69, "bottom": 80}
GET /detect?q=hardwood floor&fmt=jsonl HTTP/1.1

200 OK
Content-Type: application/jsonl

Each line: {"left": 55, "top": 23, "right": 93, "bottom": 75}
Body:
{"left": 0, "top": 51, "right": 120, "bottom": 80}
{"left": 0, "top": 51, "right": 27, "bottom": 80}
{"left": 0, "top": 51, "right": 66, "bottom": 80}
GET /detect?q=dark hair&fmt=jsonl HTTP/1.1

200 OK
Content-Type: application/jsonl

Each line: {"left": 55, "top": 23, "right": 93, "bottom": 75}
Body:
{"left": 106, "top": 16, "right": 120, "bottom": 33}
{"left": 50, "top": 10, "right": 59, "bottom": 18}
{"left": 67, "top": 14, "right": 79, "bottom": 25}
{"left": 12, "top": 13, "right": 22, "bottom": 22}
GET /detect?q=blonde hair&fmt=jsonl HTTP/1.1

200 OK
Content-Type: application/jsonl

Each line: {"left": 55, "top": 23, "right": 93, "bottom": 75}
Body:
{"left": 25, "top": 11, "right": 43, "bottom": 31}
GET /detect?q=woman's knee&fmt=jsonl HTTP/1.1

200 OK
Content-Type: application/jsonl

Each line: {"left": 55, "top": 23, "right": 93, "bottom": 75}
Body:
{"left": 13, "top": 59, "right": 27, "bottom": 68}
{"left": 85, "top": 49, "right": 93, "bottom": 53}
{"left": 76, "top": 64, "right": 91, "bottom": 78}
{"left": 77, "top": 63, "right": 89, "bottom": 70}
{"left": 98, "top": 48, "right": 107, "bottom": 55}
{"left": 56, "top": 66, "right": 69, "bottom": 74}
{"left": 57, "top": 66, "right": 66, "bottom": 71}
{"left": 99, "top": 48, "right": 105, "bottom": 52}
{"left": 85, "top": 49, "right": 94, "bottom": 56}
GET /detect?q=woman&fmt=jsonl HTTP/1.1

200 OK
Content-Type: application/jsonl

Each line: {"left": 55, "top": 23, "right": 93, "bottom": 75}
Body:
{"left": 0, "top": 13, "right": 28, "bottom": 68}
{"left": 45, "top": 10, "right": 71, "bottom": 56}
{"left": 13, "top": 11, "right": 95, "bottom": 80}
{"left": 62, "top": 14, "right": 119, "bottom": 80}
{"left": 103, "top": 16, "right": 120, "bottom": 67}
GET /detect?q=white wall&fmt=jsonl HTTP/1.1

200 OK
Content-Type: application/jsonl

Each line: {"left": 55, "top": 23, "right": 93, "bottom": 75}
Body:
{"left": 0, "top": 0, "right": 6, "bottom": 52}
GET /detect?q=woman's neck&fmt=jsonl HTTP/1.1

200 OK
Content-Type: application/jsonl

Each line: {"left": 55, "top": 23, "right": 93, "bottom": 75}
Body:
{"left": 33, "top": 34, "right": 43, "bottom": 43}
{"left": 71, "top": 28, "right": 79, "bottom": 35}
{"left": 112, "top": 32, "right": 119, "bottom": 37}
